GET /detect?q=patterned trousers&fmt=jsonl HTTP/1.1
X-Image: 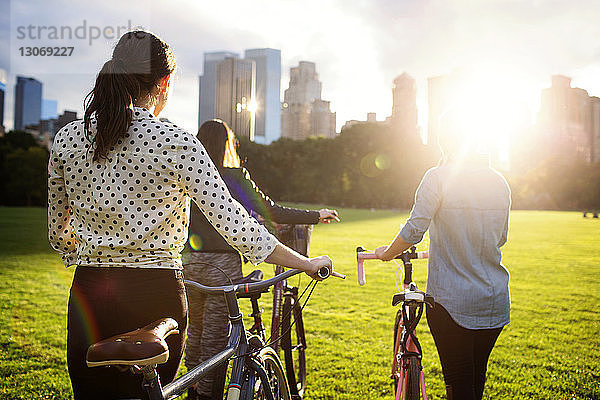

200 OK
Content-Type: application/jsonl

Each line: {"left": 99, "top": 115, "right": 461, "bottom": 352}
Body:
{"left": 183, "top": 252, "right": 243, "bottom": 397}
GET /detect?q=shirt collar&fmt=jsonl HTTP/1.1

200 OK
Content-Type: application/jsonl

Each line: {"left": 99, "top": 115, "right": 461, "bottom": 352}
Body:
{"left": 132, "top": 106, "right": 156, "bottom": 121}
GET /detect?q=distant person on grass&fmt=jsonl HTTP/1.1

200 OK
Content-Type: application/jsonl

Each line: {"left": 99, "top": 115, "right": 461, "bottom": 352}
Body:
{"left": 47, "top": 30, "right": 333, "bottom": 400}
{"left": 184, "top": 119, "right": 339, "bottom": 400}
{"left": 374, "top": 109, "right": 511, "bottom": 400}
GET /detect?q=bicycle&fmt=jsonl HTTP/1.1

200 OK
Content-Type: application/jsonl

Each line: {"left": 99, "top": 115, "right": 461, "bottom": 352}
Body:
{"left": 270, "top": 224, "right": 313, "bottom": 400}
{"left": 85, "top": 266, "right": 332, "bottom": 400}
{"left": 356, "top": 246, "right": 434, "bottom": 400}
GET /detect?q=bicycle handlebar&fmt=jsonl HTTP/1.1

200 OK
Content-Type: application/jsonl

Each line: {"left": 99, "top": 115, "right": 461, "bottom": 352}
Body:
{"left": 356, "top": 246, "right": 428, "bottom": 286}
{"left": 185, "top": 266, "right": 332, "bottom": 295}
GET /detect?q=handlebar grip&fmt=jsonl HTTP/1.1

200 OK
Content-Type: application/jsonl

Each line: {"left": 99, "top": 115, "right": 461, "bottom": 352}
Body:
{"left": 317, "top": 266, "right": 331, "bottom": 279}
{"left": 416, "top": 251, "right": 429, "bottom": 259}
{"left": 356, "top": 250, "right": 377, "bottom": 286}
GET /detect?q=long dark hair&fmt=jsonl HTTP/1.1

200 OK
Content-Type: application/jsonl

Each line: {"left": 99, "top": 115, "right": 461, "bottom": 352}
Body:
{"left": 197, "top": 119, "right": 241, "bottom": 168}
{"left": 84, "top": 31, "right": 176, "bottom": 161}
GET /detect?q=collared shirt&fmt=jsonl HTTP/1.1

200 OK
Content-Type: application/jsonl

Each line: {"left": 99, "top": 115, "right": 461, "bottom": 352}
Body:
{"left": 48, "top": 107, "right": 278, "bottom": 269}
{"left": 399, "top": 158, "right": 511, "bottom": 329}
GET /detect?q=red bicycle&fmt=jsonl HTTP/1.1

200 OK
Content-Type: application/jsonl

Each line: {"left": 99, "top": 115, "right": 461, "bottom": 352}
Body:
{"left": 357, "top": 246, "right": 434, "bottom": 400}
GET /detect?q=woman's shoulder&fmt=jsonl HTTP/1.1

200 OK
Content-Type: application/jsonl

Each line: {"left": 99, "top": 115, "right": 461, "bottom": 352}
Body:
{"left": 52, "top": 119, "right": 86, "bottom": 152}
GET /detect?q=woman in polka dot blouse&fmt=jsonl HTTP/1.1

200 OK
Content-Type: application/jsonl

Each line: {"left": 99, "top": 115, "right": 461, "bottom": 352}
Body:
{"left": 47, "top": 31, "right": 332, "bottom": 399}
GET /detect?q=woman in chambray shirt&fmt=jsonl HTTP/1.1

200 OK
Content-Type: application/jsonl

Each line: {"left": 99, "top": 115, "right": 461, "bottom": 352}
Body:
{"left": 375, "top": 109, "right": 510, "bottom": 400}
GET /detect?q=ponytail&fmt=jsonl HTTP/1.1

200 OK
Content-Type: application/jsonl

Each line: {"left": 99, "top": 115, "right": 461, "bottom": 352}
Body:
{"left": 84, "top": 31, "right": 176, "bottom": 161}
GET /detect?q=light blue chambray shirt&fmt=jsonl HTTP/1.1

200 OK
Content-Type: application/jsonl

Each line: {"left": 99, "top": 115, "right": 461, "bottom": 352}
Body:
{"left": 399, "top": 158, "right": 511, "bottom": 329}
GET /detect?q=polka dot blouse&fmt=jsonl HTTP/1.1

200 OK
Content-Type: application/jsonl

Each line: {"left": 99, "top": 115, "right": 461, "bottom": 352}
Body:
{"left": 47, "top": 106, "right": 278, "bottom": 269}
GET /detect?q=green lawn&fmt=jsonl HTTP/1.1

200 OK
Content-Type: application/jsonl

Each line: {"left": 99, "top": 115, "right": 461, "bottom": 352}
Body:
{"left": 1, "top": 207, "right": 599, "bottom": 399}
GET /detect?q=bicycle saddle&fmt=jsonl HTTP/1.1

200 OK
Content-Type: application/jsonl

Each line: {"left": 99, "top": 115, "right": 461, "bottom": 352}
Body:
{"left": 86, "top": 318, "right": 179, "bottom": 368}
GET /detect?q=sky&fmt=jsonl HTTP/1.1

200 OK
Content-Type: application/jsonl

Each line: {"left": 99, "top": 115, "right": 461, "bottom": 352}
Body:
{"left": 1, "top": 0, "right": 599, "bottom": 136}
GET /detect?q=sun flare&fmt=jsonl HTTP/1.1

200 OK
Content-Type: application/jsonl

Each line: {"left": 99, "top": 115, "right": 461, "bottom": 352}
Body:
{"left": 436, "top": 65, "right": 534, "bottom": 167}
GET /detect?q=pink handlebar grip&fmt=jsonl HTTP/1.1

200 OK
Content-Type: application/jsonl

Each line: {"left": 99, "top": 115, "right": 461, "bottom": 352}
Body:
{"left": 356, "top": 252, "right": 377, "bottom": 286}
{"left": 417, "top": 251, "right": 429, "bottom": 259}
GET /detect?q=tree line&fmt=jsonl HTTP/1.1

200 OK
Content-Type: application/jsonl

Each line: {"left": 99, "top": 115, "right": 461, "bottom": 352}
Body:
{"left": 1, "top": 124, "right": 599, "bottom": 211}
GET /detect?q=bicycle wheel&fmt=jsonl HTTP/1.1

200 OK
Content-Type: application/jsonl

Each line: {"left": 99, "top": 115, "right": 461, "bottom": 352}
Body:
{"left": 254, "top": 347, "right": 292, "bottom": 400}
{"left": 281, "top": 293, "right": 307, "bottom": 398}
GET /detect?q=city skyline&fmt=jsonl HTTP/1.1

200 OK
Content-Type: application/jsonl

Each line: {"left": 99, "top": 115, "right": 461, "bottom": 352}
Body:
{"left": 1, "top": 0, "right": 599, "bottom": 138}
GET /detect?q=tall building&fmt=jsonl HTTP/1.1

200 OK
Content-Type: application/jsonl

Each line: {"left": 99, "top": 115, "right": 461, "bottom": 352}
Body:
{"left": 310, "top": 99, "right": 336, "bottom": 138}
{"left": 198, "top": 51, "right": 239, "bottom": 128}
{"left": 14, "top": 76, "right": 42, "bottom": 131}
{"left": 391, "top": 73, "right": 419, "bottom": 141}
{"left": 591, "top": 97, "right": 600, "bottom": 163}
{"left": 0, "top": 69, "right": 6, "bottom": 130}
{"left": 215, "top": 57, "right": 256, "bottom": 140}
{"left": 42, "top": 99, "right": 58, "bottom": 120}
{"left": 244, "top": 49, "right": 281, "bottom": 144}
{"left": 538, "top": 75, "right": 593, "bottom": 162}
{"left": 426, "top": 70, "right": 472, "bottom": 146}
{"left": 427, "top": 74, "right": 454, "bottom": 146}
{"left": 282, "top": 61, "right": 336, "bottom": 140}
{"left": 56, "top": 110, "right": 78, "bottom": 131}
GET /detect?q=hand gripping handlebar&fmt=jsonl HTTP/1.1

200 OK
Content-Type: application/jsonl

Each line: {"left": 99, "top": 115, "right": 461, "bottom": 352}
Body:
{"left": 356, "top": 246, "right": 428, "bottom": 286}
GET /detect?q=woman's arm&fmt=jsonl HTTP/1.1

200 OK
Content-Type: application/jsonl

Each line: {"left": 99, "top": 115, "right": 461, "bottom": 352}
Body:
{"left": 47, "top": 133, "right": 77, "bottom": 267}
{"left": 233, "top": 168, "right": 338, "bottom": 225}
{"left": 375, "top": 168, "right": 441, "bottom": 261}
{"left": 375, "top": 232, "right": 413, "bottom": 261}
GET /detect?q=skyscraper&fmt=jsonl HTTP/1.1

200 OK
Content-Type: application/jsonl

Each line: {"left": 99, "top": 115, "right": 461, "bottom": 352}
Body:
{"left": 198, "top": 51, "right": 239, "bottom": 129}
{"left": 427, "top": 74, "right": 453, "bottom": 147}
{"left": 0, "top": 69, "right": 6, "bottom": 130}
{"left": 310, "top": 99, "right": 336, "bottom": 138}
{"left": 282, "top": 61, "right": 336, "bottom": 140}
{"left": 591, "top": 96, "right": 600, "bottom": 163}
{"left": 215, "top": 57, "right": 256, "bottom": 140}
{"left": 14, "top": 76, "right": 42, "bottom": 131}
{"left": 391, "top": 73, "right": 418, "bottom": 141}
{"left": 244, "top": 49, "right": 281, "bottom": 144}
{"left": 538, "top": 75, "right": 593, "bottom": 162}
{"left": 42, "top": 99, "right": 58, "bottom": 120}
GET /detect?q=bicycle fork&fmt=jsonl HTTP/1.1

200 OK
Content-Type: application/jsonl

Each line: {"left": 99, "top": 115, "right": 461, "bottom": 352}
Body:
{"left": 392, "top": 304, "right": 428, "bottom": 400}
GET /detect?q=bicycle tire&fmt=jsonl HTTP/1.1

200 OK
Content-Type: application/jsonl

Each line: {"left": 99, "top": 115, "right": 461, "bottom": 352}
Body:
{"left": 393, "top": 310, "right": 421, "bottom": 400}
{"left": 271, "top": 265, "right": 285, "bottom": 353}
{"left": 255, "top": 347, "right": 292, "bottom": 400}
{"left": 405, "top": 356, "right": 421, "bottom": 400}
{"left": 281, "top": 293, "right": 307, "bottom": 398}
{"left": 393, "top": 309, "right": 402, "bottom": 394}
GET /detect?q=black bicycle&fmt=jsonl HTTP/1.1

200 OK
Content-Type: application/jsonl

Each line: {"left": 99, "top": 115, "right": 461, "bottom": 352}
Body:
{"left": 270, "top": 224, "right": 313, "bottom": 400}
{"left": 85, "top": 266, "right": 331, "bottom": 400}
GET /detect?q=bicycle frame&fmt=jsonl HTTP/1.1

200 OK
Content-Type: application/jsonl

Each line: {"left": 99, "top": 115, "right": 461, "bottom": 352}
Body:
{"left": 271, "top": 224, "right": 312, "bottom": 351}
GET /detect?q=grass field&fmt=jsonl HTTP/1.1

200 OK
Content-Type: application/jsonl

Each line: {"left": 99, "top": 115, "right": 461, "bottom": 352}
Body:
{"left": 1, "top": 207, "right": 599, "bottom": 399}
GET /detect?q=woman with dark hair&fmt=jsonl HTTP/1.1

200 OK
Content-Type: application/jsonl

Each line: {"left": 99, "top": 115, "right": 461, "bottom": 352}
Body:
{"left": 373, "top": 109, "right": 511, "bottom": 400}
{"left": 48, "top": 31, "right": 333, "bottom": 399}
{"left": 184, "top": 119, "right": 339, "bottom": 399}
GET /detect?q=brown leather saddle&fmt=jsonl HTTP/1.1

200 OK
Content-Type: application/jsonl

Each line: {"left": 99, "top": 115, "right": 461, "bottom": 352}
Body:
{"left": 86, "top": 318, "right": 179, "bottom": 368}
